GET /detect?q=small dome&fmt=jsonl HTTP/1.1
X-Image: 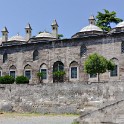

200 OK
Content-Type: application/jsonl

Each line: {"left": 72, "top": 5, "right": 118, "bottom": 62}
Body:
{"left": 36, "top": 31, "right": 55, "bottom": 38}
{"left": 8, "top": 34, "right": 26, "bottom": 41}
{"left": 80, "top": 24, "right": 103, "bottom": 32}
{"left": 116, "top": 21, "right": 124, "bottom": 28}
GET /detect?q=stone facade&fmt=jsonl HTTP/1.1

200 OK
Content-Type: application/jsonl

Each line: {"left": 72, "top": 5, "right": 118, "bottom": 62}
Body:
{"left": 0, "top": 17, "right": 124, "bottom": 83}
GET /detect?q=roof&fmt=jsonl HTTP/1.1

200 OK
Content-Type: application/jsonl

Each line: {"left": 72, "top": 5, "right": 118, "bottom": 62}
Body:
{"left": 116, "top": 21, "right": 124, "bottom": 28}
{"left": 25, "top": 23, "right": 32, "bottom": 30}
{"left": 1, "top": 27, "right": 9, "bottom": 33}
{"left": 8, "top": 33, "right": 26, "bottom": 41}
{"left": 89, "top": 15, "right": 95, "bottom": 20}
{"left": 36, "top": 31, "right": 55, "bottom": 38}
{"left": 80, "top": 24, "right": 103, "bottom": 32}
{"left": 51, "top": 19, "right": 58, "bottom": 26}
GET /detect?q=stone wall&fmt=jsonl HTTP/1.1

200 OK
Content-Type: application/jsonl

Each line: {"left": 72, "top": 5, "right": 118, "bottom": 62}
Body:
{"left": 0, "top": 34, "right": 124, "bottom": 84}
{"left": 0, "top": 81, "right": 124, "bottom": 114}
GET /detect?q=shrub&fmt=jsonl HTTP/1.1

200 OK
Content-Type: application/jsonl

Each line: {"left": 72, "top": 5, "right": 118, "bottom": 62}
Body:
{"left": 37, "top": 72, "right": 44, "bottom": 83}
{"left": 53, "top": 70, "right": 65, "bottom": 82}
{"left": 0, "top": 75, "right": 15, "bottom": 84}
{"left": 16, "top": 76, "right": 29, "bottom": 84}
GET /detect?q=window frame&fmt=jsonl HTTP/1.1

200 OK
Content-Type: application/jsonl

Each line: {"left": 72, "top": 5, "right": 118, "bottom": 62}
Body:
{"left": 24, "top": 69, "right": 32, "bottom": 80}
{"left": 70, "top": 66, "right": 79, "bottom": 79}
{"left": 9, "top": 70, "right": 16, "bottom": 78}
{"left": 40, "top": 68, "right": 47, "bottom": 80}
{"left": 110, "top": 65, "right": 118, "bottom": 77}
{"left": 89, "top": 73, "right": 97, "bottom": 78}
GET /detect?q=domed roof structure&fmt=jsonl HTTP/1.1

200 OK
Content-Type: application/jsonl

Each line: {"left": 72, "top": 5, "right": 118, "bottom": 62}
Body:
{"left": 116, "top": 21, "right": 124, "bottom": 28}
{"left": 80, "top": 24, "right": 103, "bottom": 32}
{"left": 8, "top": 33, "right": 26, "bottom": 41}
{"left": 36, "top": 31, "right": 55, "bottom": 38}
{"left": 72, "top": 15, "right": 103, "bottom": 38}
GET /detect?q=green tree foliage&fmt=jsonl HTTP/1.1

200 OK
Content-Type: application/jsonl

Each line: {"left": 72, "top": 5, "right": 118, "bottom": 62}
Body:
{"left": 16, "top": 76, "right": 29, "bottom": 84}
{"left": 84, "top": 53, "right": 115, "bottom": 82}
{"left": 37, "top": 72, "right": 44, "bottom": 83}
{"left": 58, "top": 34, "right": 64, "bottom": 39}
{"left": 53, "top": 70, "right": 65, "bottom": 83}
{"left": 0, "top": 75, "right": 15, "bottom": 84}
{"left": 96, "top": 9, "right": 123, "bottom": 31}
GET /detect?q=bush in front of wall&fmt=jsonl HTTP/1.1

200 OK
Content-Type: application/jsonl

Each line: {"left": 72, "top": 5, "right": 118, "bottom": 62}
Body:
{"left": 0, "top": 75, "right": 15, "bottom": 84}
{"left": 16, "top": 76, "right": 29, "bottom": 84}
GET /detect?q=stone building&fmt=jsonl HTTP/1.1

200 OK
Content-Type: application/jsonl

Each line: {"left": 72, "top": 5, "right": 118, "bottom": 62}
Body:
{"left": 0, "top": 15, "right": 124, "bottom": 83}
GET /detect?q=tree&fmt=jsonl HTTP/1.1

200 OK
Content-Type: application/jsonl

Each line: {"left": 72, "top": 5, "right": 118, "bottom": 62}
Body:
{"left": 84, "top": 53, "right": 115, "bottom": 82}
{"left": 37, "top": 72, "right": 44, "bottom": 83}
{"left": 53, "top": 70, "right": 65, "bottom": 83}
{"left": 96, "top": 9, "right": 123, "bottom": 32}
{"left": 58, "top": 34, "right": 64, "bottom": 39}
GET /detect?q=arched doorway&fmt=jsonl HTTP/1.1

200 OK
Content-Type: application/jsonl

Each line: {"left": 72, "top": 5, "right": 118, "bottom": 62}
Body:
{"left": 53, "top": 61, "right": 64, "bottom": 83}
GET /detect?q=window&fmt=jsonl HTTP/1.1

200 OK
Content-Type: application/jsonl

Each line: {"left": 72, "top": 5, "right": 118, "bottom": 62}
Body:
{"left": 25, "top": 70, "right": 31, "bottom": 80}
{"left": 41, "top": 69, "right": 47, "bottom": 79}
{"left": 121, "top": 42, "right": 124, "bottom": 53}
{"left": 80, "top": 45, "right": 87, "bottom": 57}
{"left": 110, "top": 65, "right": 118, "bottom": 77}
{"left": 33, "top": 50, "right": 39, "bottom": 61}
{"left": 24, "top": 64, "right": 32, "bottom": 80}
{"left": 90, "top": 73, "right": 97, "bottom": 78}
{"left": 3, "top": 53, "right": 8, "bottom": 63}
{"left": 71, "top": 67, "right": 77, "bottom": 79}
{"left": 0, "top": 71, "right": 2, "bottom": 77}
{"left": 10, "top": 71, "right": 16, "bottom": 78}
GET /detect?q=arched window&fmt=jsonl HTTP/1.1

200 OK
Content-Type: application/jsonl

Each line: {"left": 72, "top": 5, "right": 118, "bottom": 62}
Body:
{"left": 3, "top": 52, "right": 8, "bottom": 63}
{"left": 9, "top": 65, "right": 16, "bottom": 78}
{"left": 53, "top": 61, "right": 64, "bottom": 83}
{"left": 110, "top": 58, "right": 118, "bottom": 77}
{"left": 80, "top": 44, "right": 87, "bottom": 57}
{"left": 40, "top": 64, "right": 48, "bottom": 80}
{"left": 121, "top": 42, "right": 124, "bottom": 53}
{"left": 69, "top": 61, "right": 79, "bottom": 79}
{"left": 33, "top": 50, "right": 39, "bottom": 61}
{"left": 24, "top": 64, "right": 32, "bottom": 80}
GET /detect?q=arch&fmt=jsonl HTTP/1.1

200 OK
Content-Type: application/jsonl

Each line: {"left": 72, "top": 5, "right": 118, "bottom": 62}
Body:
{"left": 9, "top": 65, "right": 16, "bottom": 78}
{"left": 69, "top": 61, "right": 78, "bottom": 67}
{"left": 24, "top": 64, "right": 32, "bottom": 80}
{"left": 3, "top": 52, "right": 8, "bottom": 63}
{"left": 69, "top": 61, "right": 79, "bottom": 80}
{"left": 80, "top": 44, "right": 87, "bottom": 57}
{"left": 33, "top": 50, "right": 39, "bottom": 61}
{"left": 121, "top": 42, "right": 124, "bottom": 53}
{"left": 10, "top": 65, "right": 16, "bottom": 70}
{"left": 110, "top": 58, "right": 119, "bottom": 77}
{"left": 53, "top": 61, "right": 64, "bottom": 83}
{"left": 40, "top": 63, "right": 48, "bottom": 80}
{"left": 24, "top": 64, "right": 32, "bottom": 70}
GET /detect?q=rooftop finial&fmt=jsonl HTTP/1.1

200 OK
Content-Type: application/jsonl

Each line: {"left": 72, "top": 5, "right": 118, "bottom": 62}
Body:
{"left": 89, "top": 15, "right": 95, "bottom": 25}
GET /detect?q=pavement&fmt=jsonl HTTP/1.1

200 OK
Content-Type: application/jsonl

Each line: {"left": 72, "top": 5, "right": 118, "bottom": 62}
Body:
{"left": 0, "top": 115, "right": 77, "bottom": 124}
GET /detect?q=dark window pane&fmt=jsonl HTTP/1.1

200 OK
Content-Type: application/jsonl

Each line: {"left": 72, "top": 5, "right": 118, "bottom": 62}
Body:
{"left": 90, "top": 73, "right": 97, "bottom": 78}
{"left": 41, "top": 69, "right": 47, "bottom": 79}
{"left": 3, "top": 53, "right": 8, "bottom": 63}
{"left": 10, "top": 71, "right": 15, "bottom": 78}
{"left": 110, "top": 65, "right": 118, "bottom": 77}
{"left": 121, "top": 43, "right": 124, "bottom": 53}
{"left": 71, "top": 67, "right": 77, "bottom": 79}
{"left": 25, "top": 70, "right": 31, "bottom": 79}
{"left": 33, "top": 50, "right": 39, "bottom": 61}
{"left": 0, "top": 71, "right": 2, "bottom": 77}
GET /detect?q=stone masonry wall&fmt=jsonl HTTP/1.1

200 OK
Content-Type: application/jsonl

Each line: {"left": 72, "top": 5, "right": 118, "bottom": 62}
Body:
{"left": 0, "top": 81, "right": 124, "bottom": 114}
